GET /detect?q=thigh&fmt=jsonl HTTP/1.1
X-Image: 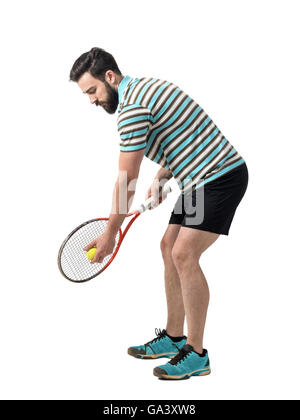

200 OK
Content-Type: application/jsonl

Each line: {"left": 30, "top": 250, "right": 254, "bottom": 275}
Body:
{"left": 173, "top": 227, "right": 219, "bottom": 260}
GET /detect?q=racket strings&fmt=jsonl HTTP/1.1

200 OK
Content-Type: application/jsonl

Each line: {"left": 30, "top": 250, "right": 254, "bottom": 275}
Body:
{"left": 59, "top": 220, "right": 120, "bottom": 282}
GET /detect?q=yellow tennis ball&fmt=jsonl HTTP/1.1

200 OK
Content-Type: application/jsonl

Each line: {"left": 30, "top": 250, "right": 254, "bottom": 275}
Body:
{"left": 86, "top": 247, "right": 97, "bottom": 261}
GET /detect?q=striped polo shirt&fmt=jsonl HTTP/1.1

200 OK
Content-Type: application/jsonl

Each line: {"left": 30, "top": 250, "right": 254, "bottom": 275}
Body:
{"left": 117, "top": 75, "right": 245, "bottom": 193}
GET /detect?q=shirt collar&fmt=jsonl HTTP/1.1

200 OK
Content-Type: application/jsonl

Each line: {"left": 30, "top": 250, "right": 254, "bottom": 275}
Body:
{"left": 118, "top": 75, "right": 132, "bottom": 109}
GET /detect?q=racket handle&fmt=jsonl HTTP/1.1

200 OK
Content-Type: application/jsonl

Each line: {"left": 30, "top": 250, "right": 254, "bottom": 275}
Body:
{"left": 137, "top": 184, "right": 172, "bottom": 214}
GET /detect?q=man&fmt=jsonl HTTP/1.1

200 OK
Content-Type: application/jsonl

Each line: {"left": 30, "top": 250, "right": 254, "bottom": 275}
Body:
{"left": 69, "top": 47, "right": 248, "bottom": 380}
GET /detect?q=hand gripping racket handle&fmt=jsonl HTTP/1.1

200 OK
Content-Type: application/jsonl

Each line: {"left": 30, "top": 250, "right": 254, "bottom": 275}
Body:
{"left": 136, "top": 184, "right": 172, "bottom": 214}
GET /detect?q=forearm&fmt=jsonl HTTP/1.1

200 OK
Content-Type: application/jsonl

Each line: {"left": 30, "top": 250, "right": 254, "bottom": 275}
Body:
{"left": 105, "top": 175, "right": 136, "bottom": 236}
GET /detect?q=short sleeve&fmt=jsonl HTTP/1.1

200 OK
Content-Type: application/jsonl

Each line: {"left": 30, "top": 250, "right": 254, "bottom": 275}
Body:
{"left": 159, "top": 154, "right": 171, "bottom": 170}
{"left": 117, "top": 105, "right": 152, "bottom": 152}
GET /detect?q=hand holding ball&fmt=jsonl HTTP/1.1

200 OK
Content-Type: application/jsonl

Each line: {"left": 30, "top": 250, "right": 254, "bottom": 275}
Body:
{"left": 86, "top": 247, "right": 97, "bottom": 261}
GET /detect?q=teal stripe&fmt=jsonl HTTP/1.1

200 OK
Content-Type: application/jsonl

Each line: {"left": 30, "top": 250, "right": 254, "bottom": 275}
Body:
{"left": 180, "top": 137, "right": 228, "bottom": 183}
{"left": 120, "top": 128, "right": 148, "bottom": 140}
{"left": 120, "top": 143, "right": 147, "bottom": 152}
{"left": 120, "top": 104, "right": 145, "bottom": 112}
{"left": 122, "top": 79, "right": 142, "bottom": 107}
{"left": 153, "top": 107, "right": 203, "bottom": 163}
{"left": 136, "top": 79, "right": 158, "bottom": 104}
{"left": 153, "top": 107, "right": 209, "bottom": 162}
{"left": 145, "top": 97, "right": 192, "bottom": 154}
{"left": 118, "top": 115, "right": 150, "bottom": 129}
{"left": 167, "top": 117, "right": 211, "bottom": 162}
{"left": 147, "top": 81, "right": 171, "bottom": 109}
{"left": 161, "top": 107, "right": 202, "bottom": 149}
{"left": 184, "top": 158, "right": 245, "bottom": 191}
{"left": 118, "top": 75, "right": 132, "bottom": 104}
{"left": 173, "top": 128, "right": 220, "bottom": 176}
{"left": 214, "top": 147, "right": 236, "bottom": 169}
{"left": 153, "top": 88, "right": 181, "bottom": 122}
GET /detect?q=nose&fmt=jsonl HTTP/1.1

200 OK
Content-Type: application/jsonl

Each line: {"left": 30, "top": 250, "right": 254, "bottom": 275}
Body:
{"left": 89, "top": 95, "right": 97, "bottom": 105}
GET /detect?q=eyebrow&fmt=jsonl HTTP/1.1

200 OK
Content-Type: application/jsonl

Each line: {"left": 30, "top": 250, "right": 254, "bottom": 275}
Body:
{"left": 84, "top": 86, "right": 96, "bottom": 94}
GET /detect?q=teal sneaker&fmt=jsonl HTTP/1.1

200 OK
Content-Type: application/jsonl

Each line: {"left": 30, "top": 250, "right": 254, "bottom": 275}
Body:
{"left": 127, "top": 328, "right": 187, "bottom": 359}
{"left": 153, "top": 344, "right": 211, "bottom": 379}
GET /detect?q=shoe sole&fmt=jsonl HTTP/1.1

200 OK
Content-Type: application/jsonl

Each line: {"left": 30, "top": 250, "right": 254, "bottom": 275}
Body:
{"left": 128, "top": 349, "right": 177, "bottom": 359}
{"left": 153, "top": 368, "right": 211, "bottom": 380}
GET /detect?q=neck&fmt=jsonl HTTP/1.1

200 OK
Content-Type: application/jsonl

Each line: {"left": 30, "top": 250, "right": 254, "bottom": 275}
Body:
{"left": 116, "top": 74, "right": 124, "bottom": 89}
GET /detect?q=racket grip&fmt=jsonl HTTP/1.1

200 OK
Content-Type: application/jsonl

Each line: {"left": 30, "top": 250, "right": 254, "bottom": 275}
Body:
{"left": 137, "top": 184, "right": 172, "bottom": 214}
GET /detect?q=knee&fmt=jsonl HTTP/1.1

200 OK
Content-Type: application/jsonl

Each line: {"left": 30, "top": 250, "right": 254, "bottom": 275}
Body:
{"left": 160, "top": 236, "right": 174, "bottom": 260}
{"left": 172, "top": 245, "right": 200, "bottom": 272}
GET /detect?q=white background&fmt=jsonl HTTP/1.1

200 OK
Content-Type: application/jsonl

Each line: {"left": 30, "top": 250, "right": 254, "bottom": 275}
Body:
{"left": 0, "top": 0, "right": 299, "bottom": 401}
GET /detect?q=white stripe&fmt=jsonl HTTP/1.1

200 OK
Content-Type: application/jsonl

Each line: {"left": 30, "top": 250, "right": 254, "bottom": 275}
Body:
{"left": 120, "top": 125, "right": 151, "bottom": 145}
{"left": 120, "top": 136, "right": 147, "bottom": 147}
{"left": 152, "top": 91, "right": 188, "bottom": 129}
{"left": 151, "top": 83, "right": 178, "bottom": 115}
{"left": 180, "top": 155, "right": 242, "bottom": 193}
{"left": 178, "top": 136, "right": 230, "bottom": 183}
{"left": 142, "top": 79, "right": 166, "bottom": 106}
{"left": 129, "top": 77, "right": 153, "bottom": 104}
{"left": 163, "top": 111, "right": 210, "bottom": 159}
{"left": 118, "top": 108, "right": 151, "bottom": 125}
{"left": 147, "top": 99, "right": 197, "bottom": 160}
{"left": 157, "top": 154, "right": 170, "bottom": 169}
{"left": 179, "top": 142, "right": 234, "bottom": 189}
{"left": 160, "top": 114, "right": 212, "bottom": 171}
{"left": 119, "top": 121, "right": 150, "bottom": 134}
{"left": 196, "top": 143, "right": 237, "bottom": 180}
{"left": 203, "top": 152, "right": 242, "bottom": 178}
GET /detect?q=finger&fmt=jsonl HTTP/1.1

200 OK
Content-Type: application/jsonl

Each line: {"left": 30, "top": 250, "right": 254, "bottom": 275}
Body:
{"left": 147, "top": 195, "right": 154, "bottom": 210}
{"left": 91, "top": 256, "right": 100, "bottom": 264}
{"left": 149, "top": 191, "right": 159, "bottom": 208}
{"left": 145, "top": 188, "right": 152, "bottom": 200}
{"left": 151, "top": 194, "right": 160, "bottom": 208}
{"left": 91, "top": 249, "right": 105, "bottom": 264}
{"left": 84, "top": 239, "right": 97, "bottom": 251}
{"left": 146, "top": 192, "right": 156, "bottom": 210}
{"left": 149, "top": 180, "right": 161, "bottom": 207}
{"left": 91, "top": 254, "right": 101, "bottom": 264}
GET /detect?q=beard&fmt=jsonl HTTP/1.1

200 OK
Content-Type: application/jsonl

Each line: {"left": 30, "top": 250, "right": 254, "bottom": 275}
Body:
{"left": 96, "top": 81, "right": 119, "bottom": 114}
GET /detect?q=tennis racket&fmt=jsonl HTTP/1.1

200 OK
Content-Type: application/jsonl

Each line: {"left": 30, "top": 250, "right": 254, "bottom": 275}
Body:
{"left": 58, "top": 184, "right": 172, "bottom": 283}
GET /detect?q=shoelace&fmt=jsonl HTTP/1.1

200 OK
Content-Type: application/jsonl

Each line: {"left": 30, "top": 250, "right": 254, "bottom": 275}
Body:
{"left": 169, "top": 346, "right": 192, "bottom": 366}
{"left": 146, "top": 328, "right": 167, "bottom": 345}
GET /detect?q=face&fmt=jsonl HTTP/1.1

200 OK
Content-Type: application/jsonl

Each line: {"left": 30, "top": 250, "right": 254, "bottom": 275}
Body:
{"left": 78, "top": 72, "right": 119, "bottom": 114}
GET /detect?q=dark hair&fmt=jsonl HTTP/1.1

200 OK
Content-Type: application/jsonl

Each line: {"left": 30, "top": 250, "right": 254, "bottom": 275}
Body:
{"left": 69, "top": 47, "right": 122, "bottom": 82}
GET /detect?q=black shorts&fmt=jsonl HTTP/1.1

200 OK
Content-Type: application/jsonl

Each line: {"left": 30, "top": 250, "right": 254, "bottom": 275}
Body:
{"left": 169, "top": 163, "right": 248, "bottom": 235}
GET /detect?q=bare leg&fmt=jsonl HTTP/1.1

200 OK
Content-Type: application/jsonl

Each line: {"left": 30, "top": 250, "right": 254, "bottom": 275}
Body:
{"left": 160, "top": 225, "right": 185, "bottom": 337}
{"left": 172, "top": 228, "right": 219, "bottom": 353}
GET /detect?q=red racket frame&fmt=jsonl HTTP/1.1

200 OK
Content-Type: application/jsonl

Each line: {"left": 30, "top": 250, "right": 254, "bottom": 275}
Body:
{"left": 96, "top": 210, "right": 140, "bottom": 275}
{"left": 58, "top": 210, "right": 141, "bottom": 283}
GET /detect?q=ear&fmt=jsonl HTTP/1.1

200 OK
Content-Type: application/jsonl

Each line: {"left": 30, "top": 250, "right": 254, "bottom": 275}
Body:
{"left": 105, "top": 70, "right": 116, "bottom": 85}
